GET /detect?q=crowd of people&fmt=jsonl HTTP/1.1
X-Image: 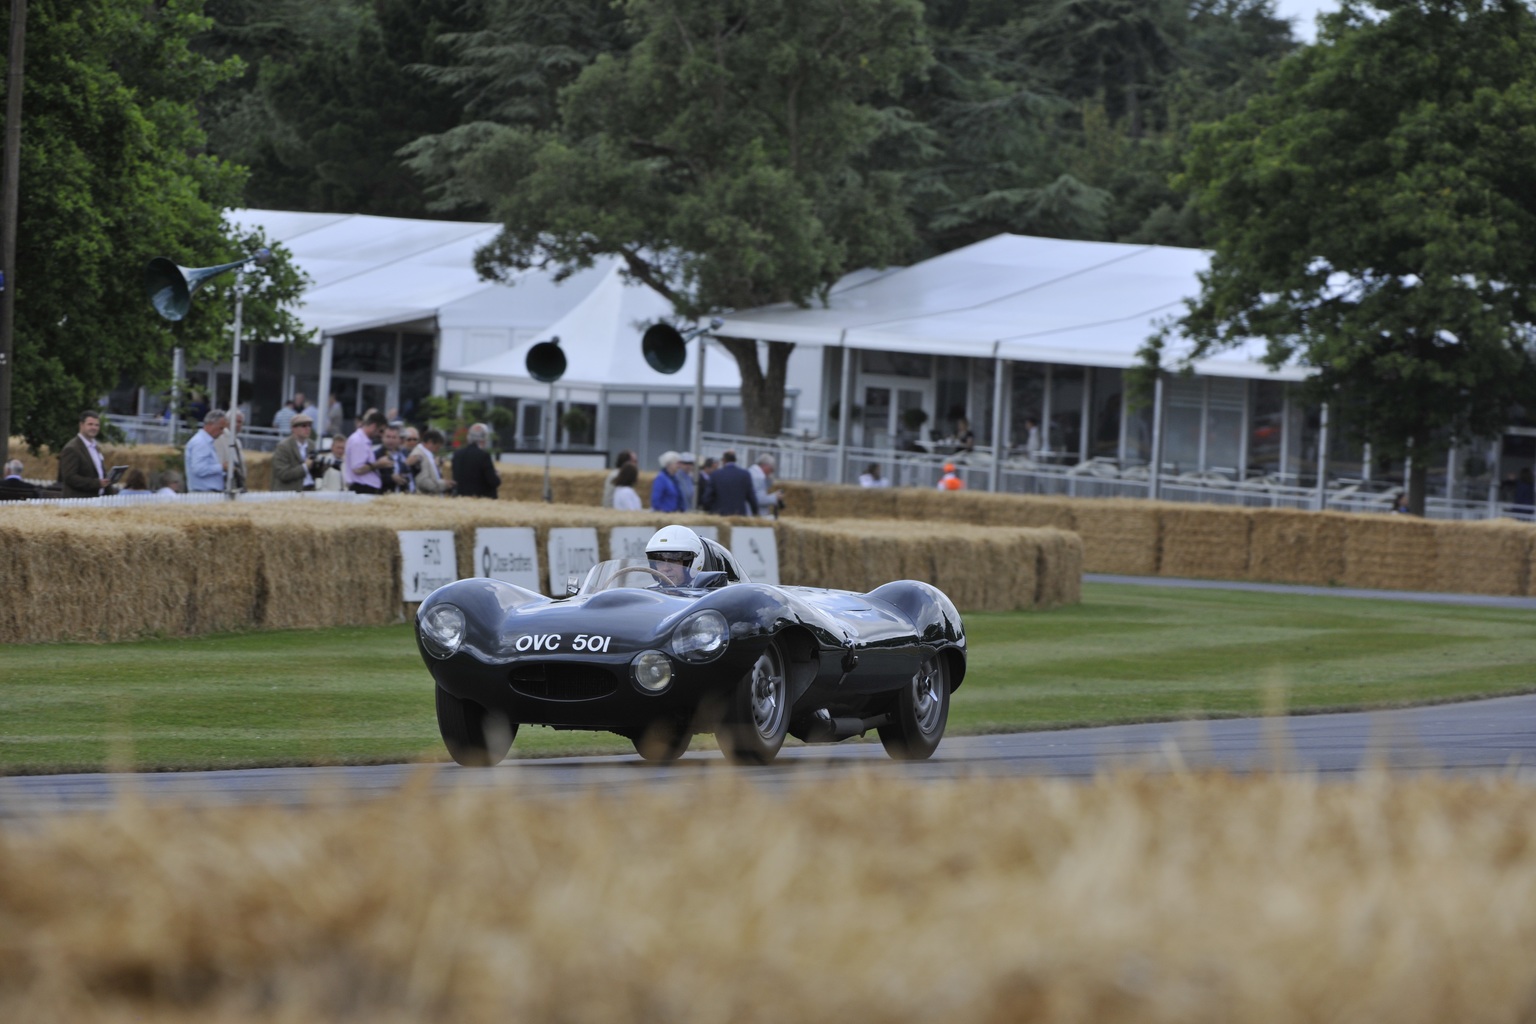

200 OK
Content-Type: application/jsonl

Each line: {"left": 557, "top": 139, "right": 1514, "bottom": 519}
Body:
{"left": 600, "top": 448, "right": 786, "bottom": 517}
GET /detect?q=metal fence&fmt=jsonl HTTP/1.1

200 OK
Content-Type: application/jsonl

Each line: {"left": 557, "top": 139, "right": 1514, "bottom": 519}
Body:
{"left": 698, "top": 432, "right": 1533, "bottom": 523}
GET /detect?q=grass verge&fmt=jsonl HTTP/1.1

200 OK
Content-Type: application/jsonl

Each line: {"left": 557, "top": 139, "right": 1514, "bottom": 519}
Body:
{"left": 2, "top": 583, "right": 1532, "bottom": 774}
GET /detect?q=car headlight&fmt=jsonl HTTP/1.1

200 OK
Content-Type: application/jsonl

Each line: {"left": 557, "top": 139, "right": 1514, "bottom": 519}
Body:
{"left": 420, "top": 604, "right": 466, "bottom": 659}
{"left": 672, "top": 610, "right": 728, "bottom": 662}
{"left": 631, "top": 650, "right": 673, "bottom": 693}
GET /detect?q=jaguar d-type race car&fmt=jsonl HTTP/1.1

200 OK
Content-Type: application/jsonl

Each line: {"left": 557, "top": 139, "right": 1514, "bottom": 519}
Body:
{"left": 415, "top": 525, "right": 966, "bottom": 765}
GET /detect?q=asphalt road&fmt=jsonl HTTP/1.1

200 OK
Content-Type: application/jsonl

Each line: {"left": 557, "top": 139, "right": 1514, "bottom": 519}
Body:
{"left": 4, "top": 575, "right": 1529, "bottom": 820}
{"left": 4, "top": 692, "right": 1534, "bottom": 820}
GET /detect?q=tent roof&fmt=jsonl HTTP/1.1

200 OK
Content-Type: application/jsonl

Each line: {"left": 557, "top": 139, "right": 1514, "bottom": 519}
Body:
{"left": 717, "top": 234, "right": 1307, "bottom": 381}
{"left": 230, "top": 209, "right": 618, "bottom": 337}
{"left": 445, "top": 261, "right": 742, "bottom": 393}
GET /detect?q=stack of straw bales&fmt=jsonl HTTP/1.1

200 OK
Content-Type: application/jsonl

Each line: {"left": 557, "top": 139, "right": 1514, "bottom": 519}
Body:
{"left": 0, "top": 498, "right": 1079, "bottom": 643}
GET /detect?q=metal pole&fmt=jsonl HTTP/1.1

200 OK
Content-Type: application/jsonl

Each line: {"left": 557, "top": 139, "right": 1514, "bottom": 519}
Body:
{"left": 989, "top": 343, "right": 1005, "bottom": 493}
{"left": 170, "top": 347, "right": 183, "bottom": 447}
{"left": 1148, "top": 374, "right": 1164, "bottom": 501}
{"left": 692, "top": 335, "right": 705, "bottom": 460}
{"left": 0, "top": 0, "right": 26, "bottom": 456}
{"left": 1314, "top": 401, "right": 1329, "bottom": 512}
{"left": 543, "top": 378, "right": 554, "bottom": 503}
{"left": 317, "top": 334, "right": 334, "bottom": 437}
{"left": 836, "top": 336, "right": 851, "bottom": 485}
{"left": 227, "top": 270, "right": 245, "bottom": 497}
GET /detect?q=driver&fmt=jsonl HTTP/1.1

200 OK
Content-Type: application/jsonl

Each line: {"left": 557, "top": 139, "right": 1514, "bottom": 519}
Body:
{"left": 645, "top": 524, "right": 704, "bottom": 586}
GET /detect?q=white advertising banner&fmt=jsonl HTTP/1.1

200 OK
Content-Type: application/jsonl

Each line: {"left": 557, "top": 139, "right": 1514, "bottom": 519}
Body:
{"left": 474, "top": 527, "right": 541, "bottom": 592}
{"left": 729, "top": 526, "right": 779, "bottom": 585}
{"left": 400, "top": 530, "right": 458, "bottom": 602}
{"left": 548, "top": 527, "right": 601, "bottom": 594}
{"left": 608, "top": 526, "right": 656, "bottom": 561}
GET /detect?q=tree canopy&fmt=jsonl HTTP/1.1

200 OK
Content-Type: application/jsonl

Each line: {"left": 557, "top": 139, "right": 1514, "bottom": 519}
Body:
{"left": 1153, "top": 0, "right": 1536, "bottom": 510}
{"left": 4, "top": 0, "right": 309, "bottom": 451}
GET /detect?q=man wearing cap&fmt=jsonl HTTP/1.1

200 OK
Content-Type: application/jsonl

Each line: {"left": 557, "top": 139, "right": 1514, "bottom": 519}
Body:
{"left": 675, "top": 451, "right": 698, "bottom": 512}
{"left": 650, "top": 451, "right": 685, "bottom": 513}
{"left": 271, "top": 412, "right": 317, "bottom": 491}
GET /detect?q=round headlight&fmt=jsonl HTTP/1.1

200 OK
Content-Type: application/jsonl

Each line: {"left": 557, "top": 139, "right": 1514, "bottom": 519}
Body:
{"left": 631, "top": 650, "right": 673, "bottom": 693}
{"left": 672, "top": 610, "right": 728, "bottom": 662}
{"left": 420, "top": 604, "right": 466, "bottom": 659}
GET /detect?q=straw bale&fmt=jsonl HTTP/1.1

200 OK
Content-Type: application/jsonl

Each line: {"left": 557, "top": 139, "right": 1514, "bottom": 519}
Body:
{"left": 1035, "top": 529, "right": 1085, "bottom": 608}
{"left": 1158, "top": 505, "right": 1253, "bottom": 580}
{"left": 1068, "top": 499, "right": 1162, "bottom": 575}
{"left": 1340, "top": 515, "right": 1440, "bottom": 591}
{"left": 892, "top": 487, "right": 970, "bottom": 524}
{"left": 1432, "top": 519, "right": 1535, "bottom": 597}
{"left": 1247, "top": 510, "right": 1349, "bottom": 585}
{"left": 983, "top": 494, "right": 1078, "bottom": 530}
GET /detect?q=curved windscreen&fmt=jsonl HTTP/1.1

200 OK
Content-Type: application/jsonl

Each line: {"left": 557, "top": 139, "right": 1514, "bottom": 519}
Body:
{"left": 578, "top": 557, "right": 693, "bottom": 594}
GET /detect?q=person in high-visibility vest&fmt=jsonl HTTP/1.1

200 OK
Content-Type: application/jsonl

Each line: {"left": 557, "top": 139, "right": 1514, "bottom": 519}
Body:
{"left": 937, "top": 463, "right": 965, "bottom": 490}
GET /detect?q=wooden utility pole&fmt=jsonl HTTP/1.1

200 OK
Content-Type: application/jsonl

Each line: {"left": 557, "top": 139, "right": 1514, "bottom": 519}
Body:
{"left": 0, "top": 0, "right": 26, "bottom": 456}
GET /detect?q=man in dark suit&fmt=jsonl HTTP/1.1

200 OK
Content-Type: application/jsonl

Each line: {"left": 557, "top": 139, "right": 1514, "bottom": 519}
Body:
{"left": 707, "top": 450, "right": 759, "bottom": 516}
{"left": 451, "top": 422, "right": 501, "bottom": 499}
{"left": 0, "top": 459, "right": 39, "bottom": 500}
{"left": 57, "top": 410, "right": 113, "bottom": 498}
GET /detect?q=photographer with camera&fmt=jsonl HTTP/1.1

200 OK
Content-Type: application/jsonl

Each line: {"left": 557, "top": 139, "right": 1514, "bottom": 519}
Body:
{"left": 749, "top": 453, "right": 784, "bottom": 519}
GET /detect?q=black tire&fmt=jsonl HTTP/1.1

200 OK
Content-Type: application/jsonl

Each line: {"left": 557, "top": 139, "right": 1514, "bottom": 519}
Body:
{"left": 717, "top": 639, "right": 790, "bottom": 765}
{"left": 631, "top": 720, "right": 693, "bottom": 762}
{"left": 435, "top": 685, "right": 516, "bottom": 766}
{"left": 878, "top": 654, "right": 949, "bottom": 760}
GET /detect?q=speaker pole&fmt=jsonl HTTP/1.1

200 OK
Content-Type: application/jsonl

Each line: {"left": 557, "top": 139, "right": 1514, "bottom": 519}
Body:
{"left": 226, "top": 264, "right": 246, "bottom": 497}
{"left": 692, "top": 335, "right": 705, "bottom": 465}
{"left": 0, "top": 0, "right": 25, "bottom": 460}
{"left": 543, "top": 378, "right": 555, "bottom": 504}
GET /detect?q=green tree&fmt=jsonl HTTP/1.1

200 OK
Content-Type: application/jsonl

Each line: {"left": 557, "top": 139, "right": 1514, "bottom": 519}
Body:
{"left": 4, "top": 0, "right": 309, "bottom": 451}
{"left": 409, "top": 0, "right": 930, "bottom": 438}
{"left": 1151, "top": 0, "right": 1536, "bottom": 513}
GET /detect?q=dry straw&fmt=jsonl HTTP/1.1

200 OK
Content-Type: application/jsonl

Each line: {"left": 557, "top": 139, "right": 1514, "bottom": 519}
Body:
{"left": 1157, "top": 505, "right": 1252, "bottom": 580}
{"left": 1249, "top": 509, "right": 1349, "bottom": 585}
{"left": 2, "top": 771, "right": 1535, "bottom": 1023}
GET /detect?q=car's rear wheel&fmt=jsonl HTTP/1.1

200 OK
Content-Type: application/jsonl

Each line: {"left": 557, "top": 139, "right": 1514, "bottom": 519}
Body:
{"left": 717, "top": 639, "right": 789, "bottom": 765}
{"left": 878, "top": 654, "right": 949, "bottom": 760}
{"left": 435, "top": 685, "right": 516, "bottom": 766}
{"left": 631, "top": 720, "right": 693, "bottom": 762}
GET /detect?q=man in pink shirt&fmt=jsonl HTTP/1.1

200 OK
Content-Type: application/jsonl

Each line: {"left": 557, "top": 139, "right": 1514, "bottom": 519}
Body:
{"left": 343, "top": 411, "right": 392, "bottom": 494}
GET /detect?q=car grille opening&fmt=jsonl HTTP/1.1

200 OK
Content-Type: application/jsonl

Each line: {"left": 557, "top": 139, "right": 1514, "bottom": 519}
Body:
{"left": 509, "top": 662, "right": 619, "bottom": 701}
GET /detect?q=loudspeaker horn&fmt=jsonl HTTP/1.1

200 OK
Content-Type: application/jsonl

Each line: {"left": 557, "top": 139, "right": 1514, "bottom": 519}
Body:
{"left": 526, "top": 336, "right": 566, "bottom": 383}
{"left": 641, "top": 319, "right": 722, "bottom": 375}
{"left": 145, "top": 248, "right": 272, "bottom": 321}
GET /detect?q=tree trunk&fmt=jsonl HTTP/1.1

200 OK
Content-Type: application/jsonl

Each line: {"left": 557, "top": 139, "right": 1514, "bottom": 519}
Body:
{"left": 1406, "top": 460, "right": 1428, "bottom": 517}
{"left": 717, "top": 337, "right": 794, "bottom": 439}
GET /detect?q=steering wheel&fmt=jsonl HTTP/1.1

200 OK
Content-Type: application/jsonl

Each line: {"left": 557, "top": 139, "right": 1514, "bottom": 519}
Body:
{"left": 609, "top": 565, "right": 677, "bottom": 585}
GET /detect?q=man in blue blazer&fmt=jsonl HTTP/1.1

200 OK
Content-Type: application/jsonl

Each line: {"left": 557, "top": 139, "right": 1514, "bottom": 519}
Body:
{"left": 706, "top": 450, "right": 759, "bottom": 517}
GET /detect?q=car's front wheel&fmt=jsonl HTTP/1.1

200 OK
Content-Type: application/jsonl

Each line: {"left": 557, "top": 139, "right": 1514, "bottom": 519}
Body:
{"left": 878, "top": 654, "right": 949, "bottom": 760}
{"left": 435, "top": 685, "right": 516, "bottom": 766}
{"left": 717, "top": 639, "right": 789, "bottom": 765}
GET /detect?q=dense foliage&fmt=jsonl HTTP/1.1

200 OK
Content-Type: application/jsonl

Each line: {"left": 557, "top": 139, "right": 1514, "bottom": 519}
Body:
{"left": 1156, "top": 0, "right": 1536, "bottom": 511}
{"left": 2, "top": 0, "right": 309, "bottom": 451}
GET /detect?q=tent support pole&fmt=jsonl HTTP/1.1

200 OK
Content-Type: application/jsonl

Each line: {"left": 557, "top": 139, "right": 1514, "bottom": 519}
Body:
{"left": 836, "top": 334, "right": 851, "bottom": 485}
{"left": 317, "top": 334, "right": 334, "bottom": 437}
{"left": 1149, "top": 374, "right": 1164, "bottom": 501}
{"left": 989, "top": 343, "right": 1005, "bottom": 493}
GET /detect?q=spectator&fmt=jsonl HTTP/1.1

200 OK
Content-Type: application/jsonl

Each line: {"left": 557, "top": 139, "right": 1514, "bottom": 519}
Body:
{"left": 294, "top": 392, "right": 319, "bottom": 424}
{"left": 859, "top": 463, "right": 889, "bottom": 488}
{"left": 312, "top": 435, "right": 348, "bottom": 492}
{"left": 602, "top": 449, "right": 637, "bottom": 508}
{"left": 1513, "top": 467, "right": 1535, "bottom": 518}
{"left": 376, "top": 423, "right": 411, "bottom": 493}
{"left": 344, "top": 410, "right": 392, "bottom": 494}
{"left": 58, "top": 410, "right": 114, "bottom": 498}
{"left": 749, "top": 454, "right": 784, "bottom": 517}
{"left": 1023, "top": 416, "right": 1042, "bottom": 459}
{"left": 954, "top": 417, "right": 975, "bottom": 453}
{"left": 214, "top": 410, "right": 247, "bottom": 492}
{"left": 0, "top": 459, "right": 38, "bottom": 500}
{"left": 270, "top": 413, "right": 316, "bottom": 491}
{"left": 118, "top": 468, "right": 153, "bottom": 495}
{"left": 410, "top": 428, "right": 448, "bottom": 495}
{"left": 676, "top": 451, "right": 698, "bottom": 511}
{"left": 272, "top": 397, "right": 297, "bottom": 435}
{"left": 698, "top": 456, "right": 719, "bottom": 512}
{"left": 326, "top": 394, "right": 344, "bottom": 435}
{"left": 156, "top": 468, "right": 184, "bottom": 496}
{"left": 452, "top": 422, "right": 501, "bottom": 499}
{"left": 708, "top": 449, "right": 759, "bottom": 517}
{"left": 612, "top": 463, "right": 643, "bottom": 510}
{"left": 185, "top": 409, "right": 228, "bottom": 492}
{"left": 937, "top": 463, "right": 965, "bottom": 490}
{"left": 185, "top": 391, "right": 209, "bottom": 426}
{"left": 651, "top": 451, "right": 685, "bottom": 513}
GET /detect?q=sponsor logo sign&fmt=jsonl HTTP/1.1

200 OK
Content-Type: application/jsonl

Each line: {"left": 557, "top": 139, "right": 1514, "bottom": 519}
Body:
{"left": 400, "top": 530, "right": 457, "bottom": 602}
{"left": 474, "top": 527, "right": 541, "bottom": 591}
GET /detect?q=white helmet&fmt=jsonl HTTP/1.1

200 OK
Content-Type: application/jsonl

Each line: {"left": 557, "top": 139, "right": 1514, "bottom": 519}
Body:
{"left": 645, "top": 524, "right": 704, "bottom": 582}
